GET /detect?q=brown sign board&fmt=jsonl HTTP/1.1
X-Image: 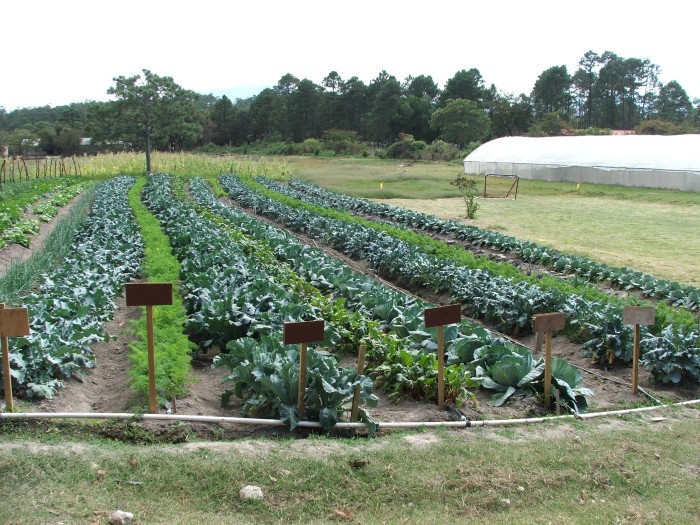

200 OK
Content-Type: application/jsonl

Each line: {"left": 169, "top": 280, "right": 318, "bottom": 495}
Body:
{"left": 0, "top": 308, "right": 30, "bottom": 337}
{"left": 125, "top": 282, "right": 173, "bottom": 307}
{"left": 424, "top": 304, "right": 462, "bottom": 328}
{"left": 283, "top": 320, "right": 325, "bottom": 345}
{"left": 623, "top": 306, "right": 656, "bottom": 326}
{"left": 532, "top": 312, "right": 566, "bottom": 333}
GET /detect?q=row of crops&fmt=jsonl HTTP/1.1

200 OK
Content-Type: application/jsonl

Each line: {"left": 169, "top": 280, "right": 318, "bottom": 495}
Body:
{"left": 2, "top": 170, "right": 698, "bottom": 431}
{"left": 283, "top": 178, "right": 700, "bottom": 312}
{"left": 186, "top": 177, "right": 591, "bottom": 413}
{"left": 0, "top": 177, "right": 90, "bottom": 249}
{"left": 2, "top": 173, "right": 597, "bottom": 428}
{"left": 4, "top": 177, "right": 142, "bottom": 398}
{"left": 218, "top": 174, "right": 700, "bottom": 386}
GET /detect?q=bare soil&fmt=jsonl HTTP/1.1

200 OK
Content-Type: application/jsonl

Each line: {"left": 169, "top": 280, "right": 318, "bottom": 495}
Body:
{"left": 16, "top": 189, "right": 700, "bottom": 440}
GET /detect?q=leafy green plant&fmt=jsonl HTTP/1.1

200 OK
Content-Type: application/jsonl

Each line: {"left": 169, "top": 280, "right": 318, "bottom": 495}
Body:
{"left": 466, "top": 344, "right": 592, "bottom": 413}
{"left": 582, "top": 306, "right": 632, "bottom": 364}
{"left": 218, "top": 335, "right": 378, "bottom": 432}
{"left": 188, "top": 176, "right": 492, "bottom": 401}
{"left": 543, "top": 358, "right": 594, "bottom": 414}
{"left": 0, "top": 187, "right": 95, "bottom": 305}
{"left": 478, "top": 351, "right": 544, "bottom": 406}
{"left": 641, "top": 326, "right": 700, "bottom": 384}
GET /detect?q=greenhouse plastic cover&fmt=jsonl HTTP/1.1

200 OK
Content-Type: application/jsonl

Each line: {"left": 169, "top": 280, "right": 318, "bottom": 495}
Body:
{"left": 464, "top": 135, "right": 700, "bottom": 172}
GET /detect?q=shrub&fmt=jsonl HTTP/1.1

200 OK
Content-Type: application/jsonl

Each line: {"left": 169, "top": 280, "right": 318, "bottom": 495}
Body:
{"left": 635, "top": 119, "right": 684, "bottom": 135}
{"left": 386, "top": 133, "right": 424, "bottom": 159}
{"left": 299, "top": 138, "right": 322, "bottom": 154}
{"left": 576, "top": 127, "right": 613, "bottom": 136}
{"left": 422, "top": 140, "right": 462, "bottom": 161}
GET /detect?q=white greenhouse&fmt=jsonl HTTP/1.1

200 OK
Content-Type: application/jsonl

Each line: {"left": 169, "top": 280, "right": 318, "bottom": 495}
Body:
{"left": 463, "top": 135, "right": 700, "bottom": 192}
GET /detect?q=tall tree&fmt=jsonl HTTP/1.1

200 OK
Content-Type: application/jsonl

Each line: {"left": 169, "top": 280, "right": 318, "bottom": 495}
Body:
{"left": 402, "top": 75, "right": 440, "bottom": 141}
{"left": 275, "top": 73, "right": 300, "bottom": 139}
{"left": 210, "top": 95, "right": 237, "bottom": 146}
{"left": 572, "top": 50, "right": 600, "bottom": 128}
{"left": 531, "top": 65, "right": 572, "bottom": 120}
{"left": 440, "top": 68, "right": 486, "bottom": 106}
{"left": 592, "top": 52, "right": 657, "bottom": 129}
{"left": 338, "top": 76, "right": 367, "bottom": 134}
{"left": 429, "top": 98, "right": 490, "bottom": 146}
{"left": 321, "top": 71, "right": 343, "bottom": 130}
{"left": 656, "top": 80, "right": 693, "bottom": 123}
{"left": 404, "top": 75, "right": 440, "bottom": 101}
{"left": 291, "top": 79, "right": 321, "bottom": 141}
{"left": 249, "top": 88, "right": 283, "bottom": 140}
{"left": 367, "top": 71, "right": 406, "bottom": 144}
{"left": 488, "top": 92, "right": 532, "bottom": 137}
{"left": 107, "top": 69, "right": 201, "bottom": 172}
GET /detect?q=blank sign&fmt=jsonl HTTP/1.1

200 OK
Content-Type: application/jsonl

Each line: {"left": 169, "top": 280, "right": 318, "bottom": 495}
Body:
{"left": 125, "top": 282, "right": 173, "bottom": 306}
{"left": 283, "top": 320, "right": 325, "bottom": 345}
{"left": 532, "top": 312, "right": 565, "bottom": 333}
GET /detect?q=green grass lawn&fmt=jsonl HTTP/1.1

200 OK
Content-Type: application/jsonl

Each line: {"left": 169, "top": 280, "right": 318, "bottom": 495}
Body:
{"left": 287, "top": 157, "right": 700, "bottom": 286}
{"left": 1, "top": 410, "right": 698, "bottom": 524}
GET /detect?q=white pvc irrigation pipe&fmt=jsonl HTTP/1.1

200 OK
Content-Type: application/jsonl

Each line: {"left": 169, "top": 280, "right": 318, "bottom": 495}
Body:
{"left": 2, "top": 399, "right": 698, "bottom": 429}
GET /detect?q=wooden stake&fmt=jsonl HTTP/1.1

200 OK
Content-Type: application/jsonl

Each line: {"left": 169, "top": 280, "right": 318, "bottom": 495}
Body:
{"left": 423, "top": 303, "right": 461, "bottom": 411}
{"left": 283, "top": 320, "right": 324, "bottom": 426}
{"left": 534, "top": 331, "right": 544, "bottom": 354}
{"left": 297, "top": 342, "right": 308, "bottom": 420}
{"left": 632, "top": 324, "right": 640, "bottom": 394}
{"left": 0, "top": 304, "right": 11, "bottom": 412}
{"left": 623, "top": 306, "right": 655, "bottom": 395}
{"left": 532, "top": 313, "right": 565, "bottom": 412}
{"left": 125, "top": 282, "right": 173, "bottom": 414}
{"left": 544, "top": 330, "right": 553, "bottom": 410}
{"left": 350, "top": 345, "right": 367, "bottom": 422}
{"left": 146, "top": 305, "right": 157, "bottom": 414}
{"left": 437, "top": 325, "right": 445, "bottom": 410}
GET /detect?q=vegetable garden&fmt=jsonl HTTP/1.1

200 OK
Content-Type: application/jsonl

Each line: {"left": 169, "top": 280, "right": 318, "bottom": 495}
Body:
{"left": 1, "top": 161, "right": 698, "bottom": 435}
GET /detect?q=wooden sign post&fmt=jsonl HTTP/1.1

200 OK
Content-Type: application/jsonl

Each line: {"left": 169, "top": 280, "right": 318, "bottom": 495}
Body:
{"left": 424, "top": 304, "right": 462, "bottom": 410}
{"left": 125, "top": 283, "right": 173, "bottom": 414}
{"left": 283, "top": 320, "right": 324, "bottom": 420}
{"left": 532, "top": 312, "right": 565, "bottom": 410}
{"left": 0, "top": 304, "right": 30, "bottom": 412}
{"left": 623, "top": 306, "right": 655, "bottom": 394}
{"left": 350, "top": 344, "right": 367, "bottom": 422}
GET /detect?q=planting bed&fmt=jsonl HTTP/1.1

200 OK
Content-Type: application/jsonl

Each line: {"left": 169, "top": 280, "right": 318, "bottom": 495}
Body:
{"left": 3, "top": 172, "right": 698, "bottom": 439}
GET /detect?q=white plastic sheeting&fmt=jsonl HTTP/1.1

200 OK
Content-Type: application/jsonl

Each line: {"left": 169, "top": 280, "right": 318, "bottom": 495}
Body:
{"left": 463, "top": 135, "right": 700, "bottom": 192}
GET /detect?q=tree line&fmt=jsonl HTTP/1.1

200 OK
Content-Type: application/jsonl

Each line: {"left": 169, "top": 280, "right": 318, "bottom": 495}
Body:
{"left": 1, "top": 50, "right": 698, "bottom": 161}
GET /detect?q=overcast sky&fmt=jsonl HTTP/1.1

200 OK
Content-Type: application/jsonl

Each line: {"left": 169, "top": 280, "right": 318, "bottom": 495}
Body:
{"left": 2, "top": 0, "right": 698, "bottom": 111}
